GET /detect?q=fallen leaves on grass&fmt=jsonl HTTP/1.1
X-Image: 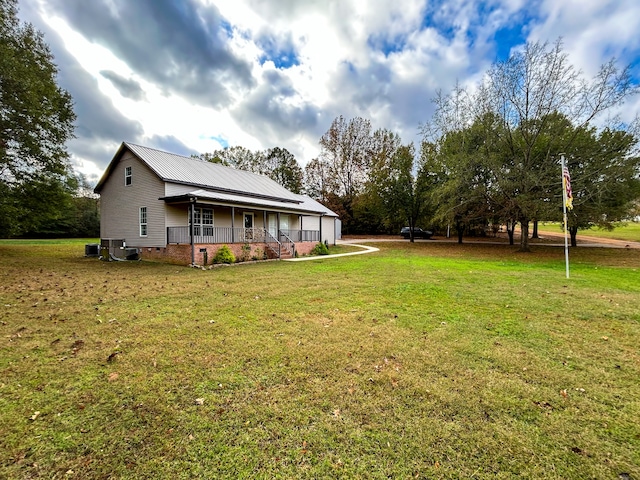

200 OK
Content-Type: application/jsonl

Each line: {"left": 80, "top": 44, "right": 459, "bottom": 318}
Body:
{"left": 107, "top": 351, "right": 121, "bottom": 363}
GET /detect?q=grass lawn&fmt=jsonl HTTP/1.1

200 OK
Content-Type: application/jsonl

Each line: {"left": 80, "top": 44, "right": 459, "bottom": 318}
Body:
{"left": 540, "top": 221, "right": 640, "bottom": 243}
{"left": 1, "top": 241, "right": 639, "bottom": 479}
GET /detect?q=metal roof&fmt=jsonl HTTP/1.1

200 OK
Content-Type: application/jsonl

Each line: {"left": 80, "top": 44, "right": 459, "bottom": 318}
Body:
{"left": 161, "top": 189, "right": 335, "bottom": 216}
{"left": 293, "top": 195, "right": 339, "bottom": 217}
{"left": 95, "top": 142, "right": 338, "bottom": 217}
{"left": 95, "top": 142, "right": 301, "bottom": 203}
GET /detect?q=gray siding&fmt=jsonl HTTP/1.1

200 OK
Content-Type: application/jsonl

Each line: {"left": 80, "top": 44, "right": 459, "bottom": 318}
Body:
{"left": 301, "top": 215, "right": 335, "bottom": 244}
{"left": 321, "top": 216, "right": 336, "bottom": 245}
{"left": 165, "top": 182, "right": 197, "bottom": 197}
{"left": 99, "top": 152, "right": 166, "bottom": 247}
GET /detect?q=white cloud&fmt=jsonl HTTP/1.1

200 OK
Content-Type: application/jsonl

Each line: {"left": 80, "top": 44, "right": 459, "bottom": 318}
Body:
{"left": 17, "top": 0, "right": 640, "bottom": 181}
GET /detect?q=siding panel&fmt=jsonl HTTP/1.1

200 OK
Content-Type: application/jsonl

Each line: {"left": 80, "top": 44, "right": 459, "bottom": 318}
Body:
{"left": 99, "top": 152, "right": 166, "bottom": 247}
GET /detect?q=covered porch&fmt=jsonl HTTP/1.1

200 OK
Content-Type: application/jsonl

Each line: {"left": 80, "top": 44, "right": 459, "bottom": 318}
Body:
{"left": 164, "top": 198, "right": 323, "bottom": 261}
{"left": 166, "top": 225, "right": 320, "bottom": 258}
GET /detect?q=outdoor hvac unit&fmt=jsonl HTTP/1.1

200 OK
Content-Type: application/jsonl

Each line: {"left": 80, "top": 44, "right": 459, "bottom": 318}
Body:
{"left": 100, "top": 238, "right": 125, "bottom": 260}
{"left": 85, "top": 243, "right": 100, "bottom": 257}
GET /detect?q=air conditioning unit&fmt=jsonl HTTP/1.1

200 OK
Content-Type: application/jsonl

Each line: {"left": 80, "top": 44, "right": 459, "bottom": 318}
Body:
{"left": 100, "top": 238, "right": 126, "bottom": 260}
{"left": 85, "top": 243, "right": 100, "bottom": 257}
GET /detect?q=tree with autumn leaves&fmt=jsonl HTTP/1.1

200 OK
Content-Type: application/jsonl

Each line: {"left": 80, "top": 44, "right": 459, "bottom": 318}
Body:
{"left": 199, "top": 40, "right": 638, "bottom": 244}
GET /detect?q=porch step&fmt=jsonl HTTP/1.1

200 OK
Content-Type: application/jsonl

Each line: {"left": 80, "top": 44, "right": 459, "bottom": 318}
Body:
{"left": 265, "top": 244, "right": 294, "bottom": 259}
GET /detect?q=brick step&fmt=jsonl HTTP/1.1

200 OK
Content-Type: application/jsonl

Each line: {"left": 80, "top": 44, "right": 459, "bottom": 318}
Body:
{"left": 265, "top": 246, "right": 294, "bottom": 259}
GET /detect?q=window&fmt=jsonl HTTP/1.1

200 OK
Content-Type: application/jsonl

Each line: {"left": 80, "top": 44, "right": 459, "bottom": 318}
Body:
{"left": 125, "top": 166, "right": 132, "bottom": 186}
{"left": 139, "top": 207, "right": 147, "bottom": 236}
{"left": 191, "top": 208, "right": 213, "bottom": 236}
{"left": 202, "top": 208, "right": 214, "bottom": 235}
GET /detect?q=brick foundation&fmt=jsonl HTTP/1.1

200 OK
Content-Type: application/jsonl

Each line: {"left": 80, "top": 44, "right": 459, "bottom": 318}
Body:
{"left": 295, "top": 242, "right": 318, "bottom": 256}
{"left": 135, "top": 242, "right": 306, "bottom": 265}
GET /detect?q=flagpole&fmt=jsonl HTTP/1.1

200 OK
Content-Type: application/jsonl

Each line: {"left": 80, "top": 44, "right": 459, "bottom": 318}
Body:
{"left": 561, "top": 155, "right": 570, "bottom": 279}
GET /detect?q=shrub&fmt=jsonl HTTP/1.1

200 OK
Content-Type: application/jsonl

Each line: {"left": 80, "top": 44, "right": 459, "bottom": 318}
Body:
{"left": 311, "top": 242, "right": 329, "bottom": 256}
{"left": 252, "top": 247, "right": 266, "bottom": 261}
{"left": 239, "top": 243, "right": 251, "bottom": 262}
{"left": 213, "top": 245, "right": 235, "bottom": 264}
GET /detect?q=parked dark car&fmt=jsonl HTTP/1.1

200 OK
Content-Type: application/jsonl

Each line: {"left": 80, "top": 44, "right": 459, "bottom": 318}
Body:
{"left": 400, "top": 227, "right": 433, "bottom": 239}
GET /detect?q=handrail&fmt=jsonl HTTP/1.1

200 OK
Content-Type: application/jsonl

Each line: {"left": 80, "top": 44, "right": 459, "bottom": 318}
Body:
{"left": 265, "top": 230, "right": 281, "bottom": 258}
{"left": 279, "top": 230, "right": 295, "bottom": 258}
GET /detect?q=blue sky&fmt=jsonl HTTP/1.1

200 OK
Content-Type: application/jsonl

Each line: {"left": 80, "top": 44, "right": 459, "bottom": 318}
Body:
{"left": 17, "top": 0, "right": 640, "bottom": 182}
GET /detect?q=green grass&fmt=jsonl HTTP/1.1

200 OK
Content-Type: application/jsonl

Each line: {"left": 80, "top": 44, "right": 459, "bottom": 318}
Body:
{"left": 1, "top": 241, "right": 639, "bottom": 479}
{"left": 0, "top": 238, "right": 99, "bottom": 245}
{"left": 587, "top": 222, "right": 640, "bottom": 242}
{"left": 540, "top": 221, "right": 640, "bottom": 242}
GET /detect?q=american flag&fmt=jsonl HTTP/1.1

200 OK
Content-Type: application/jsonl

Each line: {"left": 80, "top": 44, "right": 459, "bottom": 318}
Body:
{"left": 562, "top": 165, "right": 573, "bottom": 210}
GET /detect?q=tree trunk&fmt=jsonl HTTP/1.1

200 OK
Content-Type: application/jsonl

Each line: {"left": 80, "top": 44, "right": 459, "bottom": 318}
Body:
{"left": 506, "top": 221, "right": 515, "bottom": 245}
{"left": 532, "top": 220, "right": 539, "bottom": 239}
{"left": 457, "top": 222, "right": 464, "bottom": 244}
{"left": 569, "top": 226, "right": 578, "bottom": 247}
{"left": 519, "top": 220, "right": 530, "bottom": 252}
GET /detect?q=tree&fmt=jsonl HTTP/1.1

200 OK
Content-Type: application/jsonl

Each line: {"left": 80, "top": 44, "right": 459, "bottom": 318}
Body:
{"left": 379, "top": 143, "right": 429, "bottom": 241}
{"left": 264, "top": 147, "right": 303, "bottom": 193}
{"left": 564, "top": 125, "right": 640, "bottom": 246}
{"left": 1, "top": 0, "right": 76, "bottom": 237}
{"left": 196, "top": 146, "right": 259, "bottom": 170}
{"left": 318, "top": 116, "right": 375, "bottom": 233}
{"left": 319, "top": 116, "right": 373, "bottom": 199}
{"left": 424, "top": 39, "right": 638, "bottom": 251}
{"left": 422, "top": 116, "right": 501, "bottom": 243}
{"left": 303, "top": 157, "right": 331, "bottom": 202}
{"left": 198, "top": 145, "right": 304, "bottom": 193}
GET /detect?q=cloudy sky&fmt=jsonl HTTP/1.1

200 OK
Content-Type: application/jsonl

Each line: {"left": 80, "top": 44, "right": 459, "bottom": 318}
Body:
{"left": 17, "top": 0, "right": 640, "bottom": 184}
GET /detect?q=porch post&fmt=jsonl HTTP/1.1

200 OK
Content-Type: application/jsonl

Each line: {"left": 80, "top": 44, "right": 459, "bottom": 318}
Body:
{"left": 277, "top": 212, "right": 280, "bottom": 238}
{"left": 231, "top": 206, "right": 235, "bottom": 243}
{"left": 263, "top": 211, "right": 267, "bottom": 234}
{"left": 190, "top": 198, "right": 196, "bottom": 265}
{"left": 319, "top": 215, "right": 323, "bottom": 244}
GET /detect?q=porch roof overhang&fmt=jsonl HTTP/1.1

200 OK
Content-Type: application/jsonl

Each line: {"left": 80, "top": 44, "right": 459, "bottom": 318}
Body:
{"left": 160, "top": 189, "right": 328, "bottom": 215}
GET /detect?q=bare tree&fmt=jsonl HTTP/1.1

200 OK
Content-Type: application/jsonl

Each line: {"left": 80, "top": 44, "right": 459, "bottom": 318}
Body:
{"left": 319, "top": 115, "right": 373, "bottom": 199}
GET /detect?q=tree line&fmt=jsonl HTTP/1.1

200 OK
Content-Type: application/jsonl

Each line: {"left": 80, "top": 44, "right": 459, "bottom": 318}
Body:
{"left": 199, "top": 40, "right": 640, "bottom": 250}
{"left": 1, "top": 0, "right": 638, "bottom": 245}
{"left": 1, "top": 0, "right": 99, "bottom": 238}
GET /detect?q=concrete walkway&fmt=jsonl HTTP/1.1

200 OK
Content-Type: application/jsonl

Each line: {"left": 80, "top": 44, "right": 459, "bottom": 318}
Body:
{"left": 283, "top": 243, "right": 380, "bottom": 261}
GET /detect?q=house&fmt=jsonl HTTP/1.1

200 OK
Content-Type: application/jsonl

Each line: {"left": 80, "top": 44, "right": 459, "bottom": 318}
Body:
{"left": 94, "top": 142, "right": 339, "bottom": 264}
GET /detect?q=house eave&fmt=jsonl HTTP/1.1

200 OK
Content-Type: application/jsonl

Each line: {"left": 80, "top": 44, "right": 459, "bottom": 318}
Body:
{"left": 160, "top": 193, "right": 327, "bottom": 216}
{"left": 162, "top": 180, "right": 300, "bottom": 204}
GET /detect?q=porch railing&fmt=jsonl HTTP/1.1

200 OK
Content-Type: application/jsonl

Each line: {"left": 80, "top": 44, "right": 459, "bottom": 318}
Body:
{"left": 265, "top": 230, "right": 281, "bottom": 258}
{"left": 167, "top": 226, "right": 316, "bottom": 246}
{"left": 279, "top": 230, "right": 295, "bottom": 257}
{"left": 279, "top": 229, "right": 320, "bottom": 242}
